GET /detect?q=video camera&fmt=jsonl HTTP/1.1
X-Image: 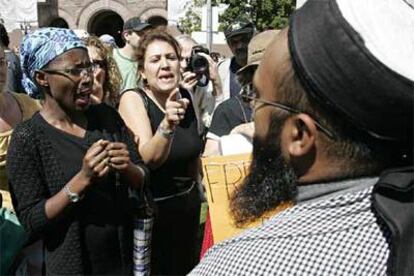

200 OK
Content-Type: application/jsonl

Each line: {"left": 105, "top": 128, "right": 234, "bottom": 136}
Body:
{"left": 187, "top": 45, "right": 210, "bottom": 87}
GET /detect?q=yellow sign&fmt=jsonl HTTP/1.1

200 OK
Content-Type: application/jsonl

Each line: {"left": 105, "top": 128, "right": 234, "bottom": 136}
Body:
{"left": 202, "top": 153, "right": 291, "bottom": 243}
{"left": 202, "top": 153, "right": 253, "bottom": 243}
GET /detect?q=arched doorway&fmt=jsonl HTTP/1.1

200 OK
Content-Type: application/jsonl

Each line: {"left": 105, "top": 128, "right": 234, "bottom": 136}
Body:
{"left": 147, "top": 16, "right": 168, "bottom": 28}
{"left": 48, "top": 17, "right": 69, "bottom": 29}
{"left": 88, "top": 10, "right": 124, "bottom": 47}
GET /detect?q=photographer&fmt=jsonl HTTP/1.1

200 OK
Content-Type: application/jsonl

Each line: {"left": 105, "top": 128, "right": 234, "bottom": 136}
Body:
{"left": 175, "top": 35, "right": 222, "bottom": 135}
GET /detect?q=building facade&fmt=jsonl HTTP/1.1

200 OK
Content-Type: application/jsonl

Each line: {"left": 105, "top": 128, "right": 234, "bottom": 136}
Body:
{"left": 38, "top": 0, "right": 168, "bottom": 46}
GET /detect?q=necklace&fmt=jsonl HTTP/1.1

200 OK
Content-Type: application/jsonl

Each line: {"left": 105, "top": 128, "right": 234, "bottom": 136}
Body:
{"left": 143, "top": 88, "right": 167, "bottom": 113}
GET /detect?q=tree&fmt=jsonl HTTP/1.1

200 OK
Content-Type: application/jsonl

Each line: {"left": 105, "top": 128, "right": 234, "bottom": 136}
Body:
{"left": 178, "top": 0, "right": 294, "bottom": 34}
{"left": 178, "top": 0, "right": 221, "bottom": 34}
{"left": 178, "top": 0, "right": 203, "bottom": 34}
{"left": 220, "top": 0, "right": 296, "bottom": 31}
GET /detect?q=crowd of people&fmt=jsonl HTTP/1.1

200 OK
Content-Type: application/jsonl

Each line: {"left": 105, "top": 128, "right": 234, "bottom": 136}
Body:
{"left": 0, "top": 0, "right": 413, "bottom": 275}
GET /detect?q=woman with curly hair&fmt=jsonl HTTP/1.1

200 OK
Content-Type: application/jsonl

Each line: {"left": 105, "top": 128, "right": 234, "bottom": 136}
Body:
{"left": 84, "top": 36, "right": 122, "bottom": 106}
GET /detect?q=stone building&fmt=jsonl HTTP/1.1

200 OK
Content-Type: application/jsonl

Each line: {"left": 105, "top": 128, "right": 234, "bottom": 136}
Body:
{"left": 38, "top": 0, "right": 168, "bottom": 46}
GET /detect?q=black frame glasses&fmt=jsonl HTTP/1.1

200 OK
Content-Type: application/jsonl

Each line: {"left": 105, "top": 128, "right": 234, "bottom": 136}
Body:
{"left": 242, "top": 94, "right": 336, "bottom": 140}
{"left": 41, "top": 64, "right": 98, "bottom": 78}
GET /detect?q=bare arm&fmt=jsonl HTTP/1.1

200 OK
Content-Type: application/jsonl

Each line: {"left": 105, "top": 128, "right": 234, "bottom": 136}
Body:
{"left": 203, "top": 138, "right": 220, "bottom": 157}
{"left": 230, "top": 122, "right": 255, "bottom": 139}
{"left": 118, "top": 90, "right": 189, "bottom": 169}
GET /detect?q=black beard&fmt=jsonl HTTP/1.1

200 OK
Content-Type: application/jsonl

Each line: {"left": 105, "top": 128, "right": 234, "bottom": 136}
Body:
{"left": 230, "top": 117, "right": 298, "bottom": 227}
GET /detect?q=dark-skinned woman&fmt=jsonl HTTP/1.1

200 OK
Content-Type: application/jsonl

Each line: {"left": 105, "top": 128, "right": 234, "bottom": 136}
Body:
{"left": 6, "top": 28, "right": 147, "bottom": 275}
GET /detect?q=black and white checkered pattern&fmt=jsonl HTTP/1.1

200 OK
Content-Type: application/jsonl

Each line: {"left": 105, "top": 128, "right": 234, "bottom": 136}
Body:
{"left": 190, "top": 185, "right": 391, "bottom": 275}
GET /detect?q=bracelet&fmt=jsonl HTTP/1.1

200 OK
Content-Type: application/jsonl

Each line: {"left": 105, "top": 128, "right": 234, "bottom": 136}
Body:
{"left": 157, "top": 124, "right": 175, "bottom": 139}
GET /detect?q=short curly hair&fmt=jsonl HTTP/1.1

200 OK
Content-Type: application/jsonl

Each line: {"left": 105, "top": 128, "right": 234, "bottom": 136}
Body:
{"left": 84, "top": 36, "right": 122, "bottom": 106}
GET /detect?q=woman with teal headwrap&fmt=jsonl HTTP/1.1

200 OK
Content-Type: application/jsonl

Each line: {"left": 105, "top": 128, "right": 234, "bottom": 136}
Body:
{"left": 6, "top": 28, "right": 148, "bottom": 274}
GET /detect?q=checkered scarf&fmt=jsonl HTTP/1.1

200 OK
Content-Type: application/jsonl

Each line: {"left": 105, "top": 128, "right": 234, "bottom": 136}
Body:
{"left": 191, "top": 182, "right": 391, "bottom": 275}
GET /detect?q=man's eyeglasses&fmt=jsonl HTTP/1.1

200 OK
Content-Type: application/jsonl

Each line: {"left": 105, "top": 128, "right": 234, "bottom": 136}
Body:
{"left": 42, "top": 63, "right": 98, "bottom": 78}
{"left": 240, "top": 83, "right": 256, "bottom": 101}
{"left": 242, "top": 94, "right": 336, "bottom": 140}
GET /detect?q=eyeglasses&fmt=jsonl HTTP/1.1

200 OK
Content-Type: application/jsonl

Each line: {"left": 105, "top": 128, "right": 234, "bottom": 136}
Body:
{"left": 240, "top": 83, "right": 256, "bottom": 102}
{"left": 242, "top": 94, "right": 336, "bottom": 140}
{"left": 42, "top": 63, "right": 98, "bottom": 78}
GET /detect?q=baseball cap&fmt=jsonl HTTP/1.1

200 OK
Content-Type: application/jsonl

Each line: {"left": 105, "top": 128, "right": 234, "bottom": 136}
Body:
{"left": 238, "top": 29, "right": 280, "bottom": 76}
{"left": 123, "top": 17, "right": 152, "bottom": 32}
{"left": 224, "top": 18, "right": 255, "bottom": 40}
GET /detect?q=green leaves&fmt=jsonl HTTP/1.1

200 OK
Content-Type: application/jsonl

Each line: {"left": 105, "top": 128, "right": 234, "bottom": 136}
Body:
{"left": 178, "top": 0, "right": 295, "bottom": 34}
{"left": 220, "top": 0, "right": 295, "bottom": 31}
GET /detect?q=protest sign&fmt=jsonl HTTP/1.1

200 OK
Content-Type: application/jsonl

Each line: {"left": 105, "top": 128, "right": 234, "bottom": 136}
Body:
{"left": 202, "top": 153, "right": 292, "bottom": 243}
{"left": 202, "top": 153, "right": 251, "bottom": 242}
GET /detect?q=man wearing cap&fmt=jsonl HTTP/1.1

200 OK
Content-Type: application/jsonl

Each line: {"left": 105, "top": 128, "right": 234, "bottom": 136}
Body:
{"left": 191, "top": 0, "right": 414, "bottom": 275}
{"left": 203, "top": 30, "right": 278, "bottom": 156}
{"left": 216, "top": 18, "right": 255, "bottom": 106}
{"left": 113, "top": 17, "right": 152, "bottom": 92}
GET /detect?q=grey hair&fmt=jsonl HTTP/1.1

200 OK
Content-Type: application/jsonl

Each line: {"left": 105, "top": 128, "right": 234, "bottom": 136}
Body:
{"left": 175, "top": 34, "right": 198, "bottom": 45}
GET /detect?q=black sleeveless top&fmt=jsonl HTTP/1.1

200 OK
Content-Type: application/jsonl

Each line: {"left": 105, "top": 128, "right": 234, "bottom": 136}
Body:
{"left": 140, "top": 89, "right": 203, "bottom": 198}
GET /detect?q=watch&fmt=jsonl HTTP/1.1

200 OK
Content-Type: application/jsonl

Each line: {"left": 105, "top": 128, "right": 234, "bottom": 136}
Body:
{"left": 64, "top": 185, "right": 83, "bottom": 203}
{"left": 157, "top": 124, "right": 175, "bottom": 139}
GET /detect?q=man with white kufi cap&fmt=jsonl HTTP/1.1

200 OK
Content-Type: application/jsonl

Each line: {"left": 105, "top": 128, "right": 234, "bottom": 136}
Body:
{"left": 191, "top": 0, "right": 414, "bottom": 275}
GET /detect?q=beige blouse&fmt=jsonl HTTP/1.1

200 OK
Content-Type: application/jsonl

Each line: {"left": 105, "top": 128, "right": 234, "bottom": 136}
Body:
{"left": 0, "top": 92, "right": 41, "bottom": 210}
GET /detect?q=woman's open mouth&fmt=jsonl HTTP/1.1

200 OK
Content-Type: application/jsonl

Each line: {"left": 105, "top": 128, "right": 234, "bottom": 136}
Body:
{"left": 158, "top": 73, "right": 175, "bottom": 83}
{"left": 75, "top": 89, "right": 91, "bottom": 107}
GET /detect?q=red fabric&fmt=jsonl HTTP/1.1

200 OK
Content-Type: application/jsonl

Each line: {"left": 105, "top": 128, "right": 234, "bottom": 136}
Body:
{"left": 200, "top": 211, "right": 214, "bottom": 259}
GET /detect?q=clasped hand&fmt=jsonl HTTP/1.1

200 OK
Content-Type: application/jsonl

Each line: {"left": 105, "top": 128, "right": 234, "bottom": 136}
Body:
{"left": 81, "top": 139, "right": 130, "bottom": 180}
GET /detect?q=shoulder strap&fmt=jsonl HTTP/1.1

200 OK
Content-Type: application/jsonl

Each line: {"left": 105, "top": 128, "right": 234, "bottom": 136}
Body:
{"left": 372, "top": 166, "right": 414, "bottom": 276}
{"left": 121, "top": 88, "right": 149, "bottom": 112}
{"left": 234, "top": 96, "right": 249, "bottom": 123}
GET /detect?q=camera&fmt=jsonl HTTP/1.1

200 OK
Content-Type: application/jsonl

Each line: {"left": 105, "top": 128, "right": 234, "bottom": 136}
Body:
{"left": 187, "top": 46, "right": 210, "bottom": 87}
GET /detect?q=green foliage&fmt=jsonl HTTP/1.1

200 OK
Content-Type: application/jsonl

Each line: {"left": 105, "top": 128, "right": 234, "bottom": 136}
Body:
{"left": 178, "top": 0, "right": 294, "bottom": 34}
{"left": 178, "top": 0, "right": 222, "bottom": 34}
{"left": 178, "top": 1, "right": 202, "bottom": 34}
{"left": 220, "top": 0, "right": 296, "bottom": 31}
{"left": 178, "top": 0, "right": 221, "bottom": 34}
